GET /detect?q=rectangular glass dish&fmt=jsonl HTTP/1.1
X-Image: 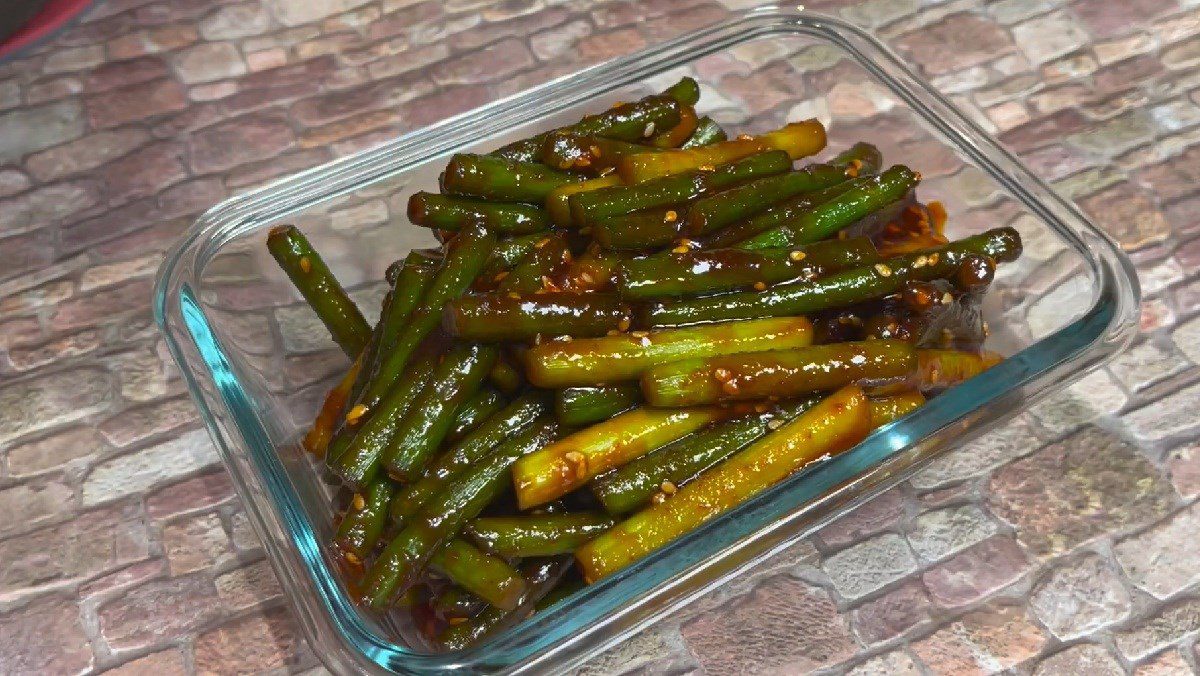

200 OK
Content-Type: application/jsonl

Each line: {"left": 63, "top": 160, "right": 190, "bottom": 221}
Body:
{"left": 154, "top": 6, "right": 1139, "bottom": 674}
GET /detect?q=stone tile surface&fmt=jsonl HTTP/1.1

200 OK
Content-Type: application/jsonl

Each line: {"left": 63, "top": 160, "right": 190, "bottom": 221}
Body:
{"left": 0, "top": 0, "right": 1196, "bottom": 673}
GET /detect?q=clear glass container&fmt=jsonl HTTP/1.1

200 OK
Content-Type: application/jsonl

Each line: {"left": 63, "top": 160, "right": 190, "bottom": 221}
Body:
{"left": 154, "top": 6, "right": 1139, "bottom": 674}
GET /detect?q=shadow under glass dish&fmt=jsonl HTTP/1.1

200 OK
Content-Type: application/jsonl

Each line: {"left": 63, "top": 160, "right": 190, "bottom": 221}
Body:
{"left": 154, "top": 6, "right": 1139, "bottom": 673}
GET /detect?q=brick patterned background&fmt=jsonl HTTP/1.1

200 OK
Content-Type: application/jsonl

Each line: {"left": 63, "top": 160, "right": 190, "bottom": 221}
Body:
{"left": 0, "top": 0, "right": 1198, "bottom": 673}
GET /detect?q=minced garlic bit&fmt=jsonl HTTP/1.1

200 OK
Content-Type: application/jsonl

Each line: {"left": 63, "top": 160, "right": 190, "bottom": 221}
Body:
{"left": 767, "top": 418, "right": 784, "bottom": 430}
{"left": 345, "top": 404, "right": 369, "bottom": 424}
{"left": 558, "top": 161, "right": 573, "bottom": 170}
{"left": 660, "top": 480, "right": 677, "bottom": 495}
{"left": 643, "top": 122, "right": 656, "bottom": 137}
{"left": 299, "top": 256, "right": 312, "bottom": 273}
{"left": 579, "top": 271, "right": 594, "bottom": 284}
{"left": 927, "top": 252, "right": 939, "bottom": 264}
{"left": 672, "top": 244, "right": 690, "bottom": 254}
{"left": 611, "top": 101, "right": 625, "bottom": 108}
{"left": 713, "top": 367, "right": 732, "bottom": 382}
{"left": 874, "top": 263, "right": 893, "bottom": 277}
{"left": 697, "top": 164, "right": 715, "bottom": 171}
{"left": 344, "top": 551, "right": 361, "bottom": 565}
{"left": 721, "top": 380, "right": 739, "bottom": 395}
{"left": 929, "top": 366, "right": 941, "bottom": 382}
{"left": 534, "top": 237, "right": 551, "bottom": 249}
{"left": 664, "top": 210, "right": 678, "bottom": 223}
{"left": 942, "top": 328, "right": 955, "bottom": 342}
{"left": 631, "top": 330, "right": 649, "bottom": 338}
{"left": 941, "top": 292, "right": 954, "bottom": 304}
{"left": 590, "top": 145, "right": 602, "bottom": 157}
{"left": 754, "top": 403, "right": 769, "bottom": 413}
{"left": 449, "top": 617, "right": 468, "bottom": 626}
{"left": 913, "top": 255, "right": 929, "bottom": 268}
{"left": 982, "top": 321, "right": 991, "bottom": 337}
{"left": 507, "top": 291, "right": 521, "bottom": 299}
{"left": 737, "top": 133, "right": 753, "bottom": 140}
{"left": 753, "top": 281, "right": 767, "bottom": 291}
{"left": 618, "top": 318, "right": 631, "bottom": 332}
{"left": 789, "top": 250, "right": 807, "bottom": 262}
{"left": 575, "top": 156, "right": 592, "bottom": 167}
{"left": 351, "top": 493, "right": 366, "bottom": 511}
{"left": 651, "top": 492, "right": 668, "bottom": 505}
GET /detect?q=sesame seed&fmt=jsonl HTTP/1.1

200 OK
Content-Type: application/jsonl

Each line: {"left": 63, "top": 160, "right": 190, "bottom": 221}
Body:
{"left": 643, "top": 122, "right": 656, "bottom": 138}
{"left": 345, "top": 404, "right": 369, "bottom": 424}
{"left": 767, "top": 419, "right": 784, "bottom": 430}
{"left": 753, "top": 281, "right": 767, "bottom": 291}
{"left": 660, "top": 480, "right": 677, "bottom": 495}
{"left": 351, "top": 493, "right": 366, "bottom": 511}
{"left": 928, "top": 253, "right": 939, "bottom": 264}
{"left": 299, "top": 256, "right": 312, "bottom": 273}
{"left": 874, "top": 263, "right": 893, "bottom": 277}
{"left": 913, "top": 255, "right": 928, "bottom": 268}
{"left": 789, "top": 250, "right": 807, "bottom": 262}
{"left": 565, "top": 451, "right": 585, "bottom": 467}
{"left": 580, "top": 271, "right": 594, "bottom": 284}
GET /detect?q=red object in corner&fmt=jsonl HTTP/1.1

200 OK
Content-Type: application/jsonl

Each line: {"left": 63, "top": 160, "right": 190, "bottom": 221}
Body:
{"left": 0, "top": 0, "right": 96, "bottom": 59}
